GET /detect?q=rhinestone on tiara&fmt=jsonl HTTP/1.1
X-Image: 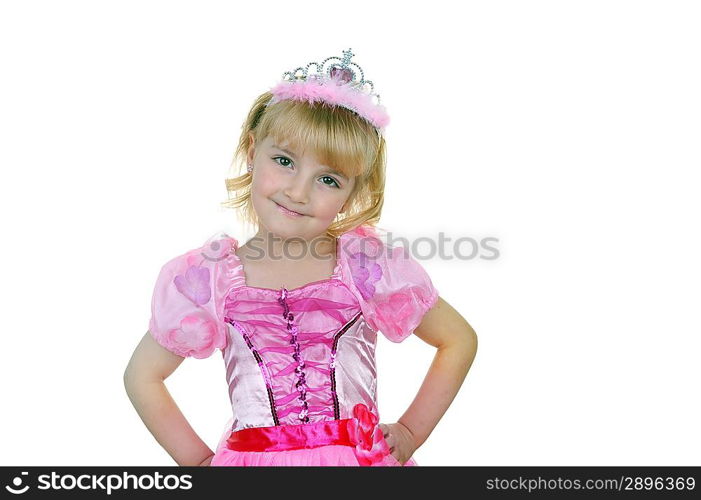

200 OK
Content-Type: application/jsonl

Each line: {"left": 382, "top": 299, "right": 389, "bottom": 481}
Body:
{"left": 281, "top": 49, "right": 380, "bottom": 102}
{"left": 267, "top": 48, "right": 390, "bottom": 134}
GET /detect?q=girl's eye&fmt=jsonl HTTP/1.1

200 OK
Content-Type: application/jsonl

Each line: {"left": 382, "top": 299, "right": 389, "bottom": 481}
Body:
{"left": 321, "top": 176, "right": 340, "bottom": 188}
{"left": 273, "top": 156, "right": 292, "bottom": 167}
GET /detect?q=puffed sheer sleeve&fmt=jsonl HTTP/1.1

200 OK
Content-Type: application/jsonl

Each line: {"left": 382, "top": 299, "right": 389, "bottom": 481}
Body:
{"left": 345, "top": 226, "right": 439, "bottom": 343}
{"left": 148, "top": 238, "right": 231, "bottom": 359}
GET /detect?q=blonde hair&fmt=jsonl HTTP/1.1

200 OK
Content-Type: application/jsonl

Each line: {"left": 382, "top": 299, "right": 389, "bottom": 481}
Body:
{"left": 220, "top": 91, "right": 386, "bottom": 239}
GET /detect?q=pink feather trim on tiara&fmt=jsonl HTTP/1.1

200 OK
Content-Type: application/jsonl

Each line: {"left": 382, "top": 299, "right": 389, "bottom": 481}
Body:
{"left": 269, "top": 77, "right": 390, "bottom": 132}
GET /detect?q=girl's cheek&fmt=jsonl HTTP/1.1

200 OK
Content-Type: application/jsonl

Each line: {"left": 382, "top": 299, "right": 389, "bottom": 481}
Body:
{"left": 321, "top": 198, "right": 348, "bottom": 220}
{"left": 253, "top": 171, "right": 280, "bottom": 193}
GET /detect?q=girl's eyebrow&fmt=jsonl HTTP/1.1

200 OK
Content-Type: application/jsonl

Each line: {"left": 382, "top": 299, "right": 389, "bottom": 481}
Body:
{"left": 271, "top": 144, "right": 298, "bottom": 158}
{"left": 271, "top": 144, "right": 348, "bottom": 181}
{"left": 328, "top": 170, "right": 348, "bottom": 181}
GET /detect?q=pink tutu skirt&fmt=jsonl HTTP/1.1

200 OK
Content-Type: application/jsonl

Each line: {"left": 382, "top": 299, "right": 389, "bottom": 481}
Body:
{"left": 210, "top": 418, "right": 418, "bottom": 467}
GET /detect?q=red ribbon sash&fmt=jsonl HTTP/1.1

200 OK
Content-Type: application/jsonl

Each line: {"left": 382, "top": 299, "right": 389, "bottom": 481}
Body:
{"left": 226, "top": 403, "right": 391, "bottom": 466}
{"left": 227, "top": 418, "right": 354, "bottom": 451}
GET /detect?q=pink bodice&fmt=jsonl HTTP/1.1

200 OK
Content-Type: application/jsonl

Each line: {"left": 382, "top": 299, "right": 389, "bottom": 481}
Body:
{"left": 148, "top": 224, "right": 439, "bottom": 434}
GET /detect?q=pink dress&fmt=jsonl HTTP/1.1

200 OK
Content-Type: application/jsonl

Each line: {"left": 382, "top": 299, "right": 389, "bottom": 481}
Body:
{"left": 147, "top": 224, "right": 439, "bottom": 466}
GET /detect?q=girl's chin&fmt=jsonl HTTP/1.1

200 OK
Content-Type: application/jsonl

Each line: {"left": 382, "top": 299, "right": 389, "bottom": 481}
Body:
{"left": 265, "top": 220, "right": 338, "bottom": 240}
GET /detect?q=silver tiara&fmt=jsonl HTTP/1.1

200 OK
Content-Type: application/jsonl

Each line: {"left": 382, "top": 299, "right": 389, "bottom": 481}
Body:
{"left": 268, "top": 48, "right": 390, "bottom": 132}
{"left": 279, "top": 48, "right": 382, "bottom": 106}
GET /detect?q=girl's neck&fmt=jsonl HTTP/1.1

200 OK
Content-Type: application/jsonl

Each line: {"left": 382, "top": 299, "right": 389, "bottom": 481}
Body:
{"left": 250, "top": 228, "right": 336, "bottom": 261}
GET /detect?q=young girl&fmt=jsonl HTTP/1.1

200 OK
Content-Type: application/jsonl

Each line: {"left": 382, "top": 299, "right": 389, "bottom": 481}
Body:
{"left": 124, "top": 48, "right": 478, "bottom": 467}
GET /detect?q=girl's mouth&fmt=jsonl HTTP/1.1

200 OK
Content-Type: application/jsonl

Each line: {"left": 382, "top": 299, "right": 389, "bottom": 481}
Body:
{"left": 274, "top": 201, "right": 305, "bottom": 217}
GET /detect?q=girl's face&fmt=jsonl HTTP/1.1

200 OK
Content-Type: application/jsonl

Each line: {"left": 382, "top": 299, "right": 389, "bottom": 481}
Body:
{"left": 248, "top": 134, "right": 356, "bottom": 242}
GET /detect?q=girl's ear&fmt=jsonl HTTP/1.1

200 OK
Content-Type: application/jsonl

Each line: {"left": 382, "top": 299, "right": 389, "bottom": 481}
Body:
{"left": 247, "top": 132, "right": 256, "bottom": 164}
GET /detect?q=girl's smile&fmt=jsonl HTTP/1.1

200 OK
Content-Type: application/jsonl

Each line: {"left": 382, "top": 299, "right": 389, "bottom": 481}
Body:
{"left": 274, "top": 200, "right": 306, "bottom": 218}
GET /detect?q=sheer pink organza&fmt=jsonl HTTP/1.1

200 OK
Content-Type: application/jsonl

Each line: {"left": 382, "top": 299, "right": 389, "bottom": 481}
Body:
{"left": 210, "top": 416, "right": 417, "bottom": 467}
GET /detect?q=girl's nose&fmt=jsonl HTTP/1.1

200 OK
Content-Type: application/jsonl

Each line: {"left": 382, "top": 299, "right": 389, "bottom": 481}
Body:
{"left": 283, "top": 176, "right": 310, "bottom": 204}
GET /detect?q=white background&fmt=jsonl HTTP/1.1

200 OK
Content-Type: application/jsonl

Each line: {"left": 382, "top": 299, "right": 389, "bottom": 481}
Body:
{"left": 1, "top": 0, "right": 699, "bottom": 466}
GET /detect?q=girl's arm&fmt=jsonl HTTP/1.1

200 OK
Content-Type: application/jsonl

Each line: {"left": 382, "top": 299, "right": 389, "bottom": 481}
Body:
{"left": 123, "top": 332, "right": 215, "bottom": 466}
{"left": 397, "top": 296, "right": 478, "bottom": 450}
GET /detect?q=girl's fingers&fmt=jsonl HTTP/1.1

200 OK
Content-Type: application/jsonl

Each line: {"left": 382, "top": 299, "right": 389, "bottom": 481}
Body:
{"left": 382, "top": 425, "right": 392, "bottom": 448}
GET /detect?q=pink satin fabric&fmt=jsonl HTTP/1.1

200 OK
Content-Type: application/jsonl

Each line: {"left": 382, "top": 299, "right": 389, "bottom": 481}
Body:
{"left": 148, "top": 226, "right": 437, "bottom": 466}
{"left": 226, "top": 403, "right": 391, "bottom": 466}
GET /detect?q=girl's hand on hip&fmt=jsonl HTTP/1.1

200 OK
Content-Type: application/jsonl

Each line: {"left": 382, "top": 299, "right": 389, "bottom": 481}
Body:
{"left": 378, "top": 421, "right": 416, "bottom": 465}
